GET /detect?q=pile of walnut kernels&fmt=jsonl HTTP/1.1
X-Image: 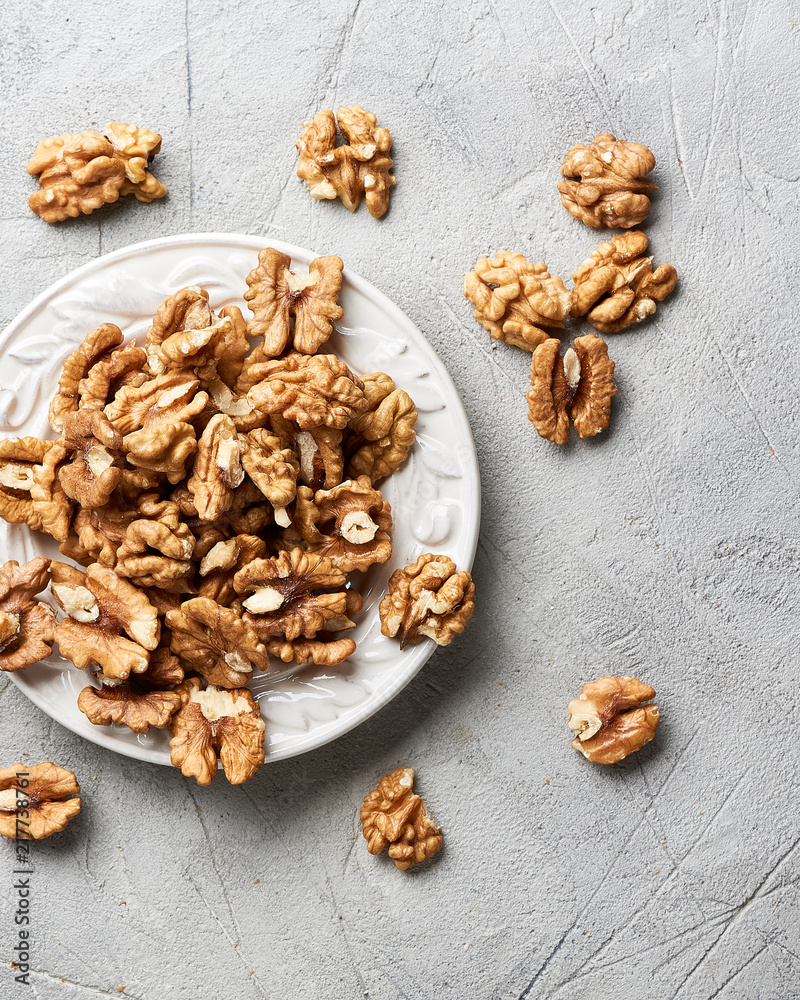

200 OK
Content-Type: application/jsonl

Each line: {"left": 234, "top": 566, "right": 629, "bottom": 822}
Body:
{"left": 0, "top": 244, "right": 476, "bottom": 803}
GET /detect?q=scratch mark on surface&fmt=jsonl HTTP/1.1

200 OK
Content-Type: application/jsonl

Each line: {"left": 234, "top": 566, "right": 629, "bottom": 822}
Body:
{"left": 325, "top": 0, "right": 364, "bottom": 105}
{"left": 0, "top": 961, "right": 143, "bottom": 999}
{"left": 546, "top": 0, "right": 617, "bottom": 128}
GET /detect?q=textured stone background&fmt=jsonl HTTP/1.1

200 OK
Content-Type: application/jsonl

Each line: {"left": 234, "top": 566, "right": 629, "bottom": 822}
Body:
{"left": 1, "top": 1, "right": 799, "bottom": 997}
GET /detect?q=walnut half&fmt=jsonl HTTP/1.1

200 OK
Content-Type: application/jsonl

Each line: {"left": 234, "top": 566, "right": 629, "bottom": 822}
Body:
{"left": 360, "top": 767, "right": 443, "bottom": 870}
{"left": 0, "top": 763, "right": 81, "bottom": 840}
{"left": 558, "top": 133, "right": 657, "bottom": 229}
{"left": 568, "top": 676, "right": 660, "bottom": 764}
{"left": 169, "top": 678, "right": 265, "bottom": 785}
{"left": 526, "top": 334, "right": 617, "bottom": 445}
{"left": 379, "top": 553, "right": 475, "bottom": 649}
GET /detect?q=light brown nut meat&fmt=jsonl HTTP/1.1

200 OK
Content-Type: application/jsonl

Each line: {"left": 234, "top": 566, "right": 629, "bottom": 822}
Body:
{"left": 243, "top": 248, "right": 344, "bottom": 356}
{"left": 59, "top": 409, "right": 123, "bottom": 509}
{"left": 49, "top": 323, "right": 125, "bottom": 431}
{"left": 266, "top": 635, "right": 355, "bottom": 666}
{"left": 234, "top": 549, "right": 348, "bottom": 640}
{"left": 270, "top": 416, "right": 343, "bottom": 491}
{"left": 27, "top": 130, "right": 126, "bottom": 222}
{"left": 166, "top": 598, "right": 272, "bottom": 688}
{"left": 115, "top": 499, "right": 195, "bottom": 589}
{"left": 77, "top": 642, "right": 184, "bottom": 733}
{"left": 0, "top": 558, "right": 56, "bottom": 671}
{"left": 240, "top": 428, "right": 300, "bottom": 525}
{"left": 360, "top": 767, "right": 443, "bottom": 871}
{"left": 204, "top": 378, "right": 268, "bottom": 433}
{"left": 145, "top": 286, "right": 214, "bottom": 374}
{"left": 52, "top": 561, "right": 159, "bottom": 679}
{"left": 186, "top": 414, "right": 244, "bottom": 522}
{"left": 77, "top": 342, "right": 148, "bottom": 412}
{"left": 379, "top": 553, "right": 475, "bottom": 649}
{"left": 558, "top": 133, "right": 657, "bottom": 229}
{"left": 570, "top": 231, "right": 677, "bottom": 334}
{"left": 294, "top": 476, "right": 393, "bottom": 573}
{"left": 0, "top": 437, "right": 72, "bottom": 541}
{"left": 296, "top": 106, "right": 395, "bottom": 218}
{"left": 105, "top": 371, "right": 208, "bottom": 483}
{"left": 0, "top": 763, "right": 80, "bottom": 840}
{"left": 568, "top": 676, "right": 660, "bottom": 764}
{"left": 103, "top": 122, "right": 167, "bottom": 202}
{"left": 247, "top": 354, "right": 367, "bottom": 430}
{"left": 463, "top": 252, "right": 570, "bottom": 351}
{"left": 526, "top": 334, "right": 617, "bottom": 445}
{"left": 169, "top": 677, "right": 265, "bottom": 786}
{"left": 345, "top": 372, "right": 417, "bottom": 484}
{"left": 195, "top": 534, "right": 267, "bottom": 605}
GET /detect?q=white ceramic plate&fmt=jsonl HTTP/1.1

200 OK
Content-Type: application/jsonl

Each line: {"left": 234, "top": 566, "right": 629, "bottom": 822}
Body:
{"left": 0, "top": 234, "right": 480, "bottom": 764}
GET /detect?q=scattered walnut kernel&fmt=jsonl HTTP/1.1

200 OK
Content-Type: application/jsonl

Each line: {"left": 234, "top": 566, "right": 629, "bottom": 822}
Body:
{"left": 379, "top": 553, "right": 475, "bottom": 649}
{"left": 464, "top": 252, "right": 571, "bottom": 351}
{"left": 247, "top": 354, "right": 368, "bottom": 430}
{"left": 243, "top": 248, "right": 344, "bottom": 356}
{"left": 169, "top": 677, "right": 265, "bottom": 785}
{"left": 234, "top": 549, "right": 349, "bottom": 641}
{"left": 345, "top": 373, "right": 418, "bottom": 485}
{"left": 52, "top": 561, "right": 160, "bottom": 679}
{"left": 360, "top": 767, "right": 443, "bottom": 870}
{"left": 571, "top": 231, "right": 677, "bottom": 334}
{"left": 186, "top": 414, "right": 244, "bottom": 522}
{"left": 27, "top": 123, "right": 166, "bottom": 223}
{"left": 294, "top": 476, "right": 393, "bottom": 573}
{"left": 0, "top": 437, "right": 72, "bottom": 542}
{"left": 296, "top": 106, "right": 394, "bottom": 218}
{"left": 558, "top": 133, "right": 657, "bottom": 229}
{"left": 166, "top": 597, "right": 271, "bottom": 688}
{"left": 59, "top": 409, "right": 124, "bottom": 509}
{"left": 0, "top": 763, "right": 81, "bottom": 840}
{"left": 568, "top": 676, "right": 660, "bottom": 764}
{"left": 526, "top": 334, "right": 617, "bottom": 445}
{"left": 0, "top": 558, "right": 56, "bottom": 672}
{"left": 77, "top": 642, "right": 184, "bottom": 733}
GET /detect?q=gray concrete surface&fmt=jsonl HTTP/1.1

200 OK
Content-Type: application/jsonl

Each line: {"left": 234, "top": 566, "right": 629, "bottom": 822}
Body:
{"left": 2, "top": 1, "right": 799, "bottom": 997}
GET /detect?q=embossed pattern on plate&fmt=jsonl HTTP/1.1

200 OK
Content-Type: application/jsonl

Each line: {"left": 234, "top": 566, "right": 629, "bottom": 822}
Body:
{"left": 0, "top": 234, "right": 480, "bottom": 763}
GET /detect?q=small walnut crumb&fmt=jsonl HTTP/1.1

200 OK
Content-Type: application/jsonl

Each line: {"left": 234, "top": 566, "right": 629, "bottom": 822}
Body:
{"left": 464, "top": 252, "right": 570, "bottom": 351}
{"left": 296, "top": 106, "right": 394, "bottom": 218}
{"left": 571, "top": 231, "right": 677, "bottom": 334}
{"left": 360, "top": 767, "right": 443, "bottom": 870}
{"left": 568, "top": 676, "right": 660, "bottom": 764}
{"left": 558, "top": 133, "right": 657, "bottom": 229}
{"left": 379, "top": 553, "right": 475, "bottom": 649}
{"left": 526, "top": 334, "right": 617, "bottom": 444}
{"left": 0, "top": 762, "right": 81, "bottom": 840}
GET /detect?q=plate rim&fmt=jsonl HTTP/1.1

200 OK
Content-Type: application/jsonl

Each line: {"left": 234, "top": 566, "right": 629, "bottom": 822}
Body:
{"left": 2, "top": 232, "right": 481, "bottom": 766}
